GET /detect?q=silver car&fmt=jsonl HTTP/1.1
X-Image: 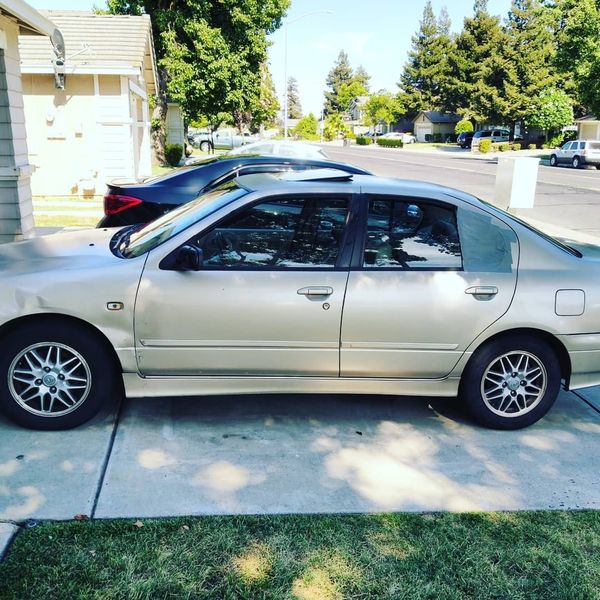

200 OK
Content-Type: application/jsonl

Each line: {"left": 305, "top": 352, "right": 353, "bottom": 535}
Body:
{"left": 1, "top": 171, "right": 599, "bottom": 430}
{"left": 549, "top": 140, "right": 600, "bottom": 169}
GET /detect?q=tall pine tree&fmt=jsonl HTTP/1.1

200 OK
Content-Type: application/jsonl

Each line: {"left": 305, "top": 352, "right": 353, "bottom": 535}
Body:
{"left": 286, "top": 77, "right": 302, "bottom": 119}
{"left": 323, "top": 50, "right": 353, "bottom": 114}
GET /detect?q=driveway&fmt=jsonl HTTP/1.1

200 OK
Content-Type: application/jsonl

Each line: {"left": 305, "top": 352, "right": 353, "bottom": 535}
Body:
{"left": 1, "top": 388, "right": 599, "bottom": 522}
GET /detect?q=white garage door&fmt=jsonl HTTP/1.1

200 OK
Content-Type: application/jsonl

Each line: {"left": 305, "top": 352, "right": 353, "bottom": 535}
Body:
{"left": 415, "top": 123, "right": 433, "bottom": 142}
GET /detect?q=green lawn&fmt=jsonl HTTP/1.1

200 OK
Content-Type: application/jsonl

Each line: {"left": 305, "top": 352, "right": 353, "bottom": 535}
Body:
{"left": 1, "top": 511, "right": 598, "bottom": 599}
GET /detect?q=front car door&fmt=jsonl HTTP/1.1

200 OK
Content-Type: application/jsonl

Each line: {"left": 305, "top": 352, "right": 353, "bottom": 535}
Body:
{"left": 134, "top": 191, "right": 355, "bottom": 376}
{"left": 340, "top": 192, "right": 519, "bottom": 378}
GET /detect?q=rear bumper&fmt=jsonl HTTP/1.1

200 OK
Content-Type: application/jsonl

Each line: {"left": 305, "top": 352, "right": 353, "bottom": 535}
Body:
{"left": 581, "top": 156, "right": 600, "bottom": 166}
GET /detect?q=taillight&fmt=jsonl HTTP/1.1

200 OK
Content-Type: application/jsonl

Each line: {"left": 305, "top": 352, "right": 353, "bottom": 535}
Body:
{"left": 103, "top": 193, "right": 143, "bottom": 216}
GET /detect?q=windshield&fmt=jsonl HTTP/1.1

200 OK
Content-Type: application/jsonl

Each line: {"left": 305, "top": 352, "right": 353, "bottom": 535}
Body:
{"left": 117, "top": 182, "right": 247, "bottom": 258}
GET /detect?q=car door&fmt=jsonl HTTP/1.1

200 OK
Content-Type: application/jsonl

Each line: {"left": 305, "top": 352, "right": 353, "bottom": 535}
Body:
{"left": 559, "top": 141, "right": 573, "bottom": 164}
{"left": 134, "top": 193, "right": 355, "bottom": 376}
{"left": 340, "top": 194, "right": 519, "bottom": 378}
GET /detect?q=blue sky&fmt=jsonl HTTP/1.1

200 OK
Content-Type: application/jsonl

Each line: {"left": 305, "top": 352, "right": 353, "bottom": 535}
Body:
{"left": 29, "top": 0, "right": 512, "bottom": 115}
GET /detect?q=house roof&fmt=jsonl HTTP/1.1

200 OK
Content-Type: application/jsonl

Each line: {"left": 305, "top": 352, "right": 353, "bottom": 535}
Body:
{"left": 415, "top": 111, "right": 461, "bottom": 124}
{"left": 576, "top": 115, "right": 599, "bottom": 123}
{"left": 0, "top": 0, "right": 58, "bottom": 38}
{"left": 18, "top": 10, "right": 157, "bottom": 94}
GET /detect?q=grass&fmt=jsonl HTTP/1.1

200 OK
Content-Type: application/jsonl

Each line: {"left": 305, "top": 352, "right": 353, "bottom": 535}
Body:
{"left": 1, "top": 511, "right": 599, "bottom": 599}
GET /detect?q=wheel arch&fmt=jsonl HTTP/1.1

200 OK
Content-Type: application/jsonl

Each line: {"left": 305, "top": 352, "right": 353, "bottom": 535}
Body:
{"left": 0, "top": 313, "right": 125, "bottom": 387}
{"left": 462, "top": 327, "right": 571, "bottom": 386}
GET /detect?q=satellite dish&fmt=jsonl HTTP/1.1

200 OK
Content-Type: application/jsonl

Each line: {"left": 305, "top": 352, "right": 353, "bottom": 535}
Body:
{"left": 51, "top": 28, "right": 65, "bottom": 60}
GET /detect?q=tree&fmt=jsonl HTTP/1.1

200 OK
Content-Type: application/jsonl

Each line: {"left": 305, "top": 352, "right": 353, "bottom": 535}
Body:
{"left": 293, "top": 113, "right": 318, "bottom": 140}
{"left": 337, "top": 79, "right": 369, "bottom": 114}
{"left": 455, "top": 119, "right": 474, "bottom": 134}
{"left": 324, "top": 50, "right": 353, "bottom": 114}
{"left": 250, "top": 63, "right": 280, "bottom": 130}
{"left": 363, "top": 93, "right": 405, "bottom": 131}
{"left": 286, "top": 77, "right": 302, "bottom": 119}
{"left": 323, "top": 112, "right": 352, "bottom": 141}
{"left": 526, "top": 88, "right": 574, "bottom": 138}
{"left": 354, "top": 65, "right": 371, "bottom": 91}
{"left": 107, "top": 0, "right": 290, "bottom": 130}
{"left": 398, "top": 1, "right": 456, "bottom": 115}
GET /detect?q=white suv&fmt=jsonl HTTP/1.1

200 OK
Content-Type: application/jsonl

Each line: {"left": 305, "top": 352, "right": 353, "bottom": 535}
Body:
{"left": 471, "top": 129, "right": 510, "bottom": 150}
{"left": 550, "top": 140, "right": 600, "bottom": 169}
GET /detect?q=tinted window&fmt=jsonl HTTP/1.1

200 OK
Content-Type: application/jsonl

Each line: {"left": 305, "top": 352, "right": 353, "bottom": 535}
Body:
{"left": 579, "top": 142, "right": 586, "bottom": 150}
{"left": 563, "top": 142, "right": 573, "bottom": 150}
{"left": 193, "top": 197, "right": 349, "bottom": 268}
{"left": 481, "top": 131, "right": 492, "bottom": 138}
{"left": 363, "top": 198, "right": 462, "bottom": 269}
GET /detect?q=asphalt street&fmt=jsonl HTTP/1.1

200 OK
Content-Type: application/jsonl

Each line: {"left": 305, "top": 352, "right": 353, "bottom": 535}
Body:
{"left": 324, "top": 145, "right": 600, "bottom": 240}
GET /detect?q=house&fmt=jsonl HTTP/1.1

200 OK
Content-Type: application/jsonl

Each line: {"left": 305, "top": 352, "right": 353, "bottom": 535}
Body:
{"left": 348, "top": 95, "right": 369, "bottom": 123}
{"left": 19, "top": 11, "right": 158, "bottom": 198}
{"left": 413, "top": 110, "right": 461, "bottom": 142}
{"left": 0, "top": 0, "right": 59, "bottom": 243}
{"left": 576, "top": 115, "right": 600, "bottom": 140}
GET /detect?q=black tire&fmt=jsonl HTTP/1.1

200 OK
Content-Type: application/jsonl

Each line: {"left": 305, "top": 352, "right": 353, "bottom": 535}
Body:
{"left": 572, "top": 156, "right": 581, "bottom": 169}
{"left": 460, "top": 335, "right": 561, "bottom": 430}
{"left": 0, "top": 322, "right": 118, "bottom": 430}
{"left": 550, "top": 154, "right": 558, "bottom": 167}
{"left": 199, "top": 141, "right": 212, "bottom": 153}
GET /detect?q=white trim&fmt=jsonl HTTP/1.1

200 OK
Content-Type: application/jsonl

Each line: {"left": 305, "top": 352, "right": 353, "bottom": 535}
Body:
{"left": 128, "top": 79, "right": 147, "bottom": 100}
{"left": 20, "top": 65, "right": 139, "bottom": 76}
{"left": 0, "top": 0, "right": 57, "bottom": 38}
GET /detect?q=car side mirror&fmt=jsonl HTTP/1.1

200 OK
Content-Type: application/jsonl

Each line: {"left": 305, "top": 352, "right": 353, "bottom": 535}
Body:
{"left": 176, "top": 245, "right": 203, "bottom": 271}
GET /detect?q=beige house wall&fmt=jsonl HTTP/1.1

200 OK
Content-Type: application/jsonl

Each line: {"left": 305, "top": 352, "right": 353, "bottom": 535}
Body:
{"left": 0, "top": 12, "right": 34, "bottom": 243}
{"left": 578, "top": 121, "right": 600, "bottom": 140}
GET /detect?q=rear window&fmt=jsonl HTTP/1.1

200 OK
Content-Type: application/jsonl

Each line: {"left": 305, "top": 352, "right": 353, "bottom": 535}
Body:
{"left": 586, "top": 142, "right": 600, "bottom": 150}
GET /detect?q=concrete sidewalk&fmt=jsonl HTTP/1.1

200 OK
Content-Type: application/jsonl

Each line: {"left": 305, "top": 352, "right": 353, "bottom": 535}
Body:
{"left": 1, "top": 389, "right": 598, "bottom": 528}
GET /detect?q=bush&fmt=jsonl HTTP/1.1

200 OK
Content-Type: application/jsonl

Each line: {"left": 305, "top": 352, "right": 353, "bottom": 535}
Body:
{"left": 356, "top": 136, "right": 373, "bottom": 145}
{"left": 377, "top": 138, "right": 403, "bottom": 148}
{"left": 433, "top": 133, "right": 443, "bottom": 143}
{"left": 424, "top": 133, "right": 433, "bottom": 142}
{"left": 511, "top": 143, "right": 521, "bottom": 151}
{"left": 528, "top": 143, "right": 537, "bottom": 150}
{"left": 498, "top": 143, "right": 510, "bottom": 152}
{"left": 164, "top": 144, "right": 183, "bottom": 166}
{"left": 455, "top": 119, "right": 474, "bottom": 134}
{"left": 479, "top": 139, "right": 493, "bottom": 153}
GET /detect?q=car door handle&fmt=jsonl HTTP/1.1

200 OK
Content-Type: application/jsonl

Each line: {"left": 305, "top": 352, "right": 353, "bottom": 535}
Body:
{"left": 465, "top": 286, "right": 498, "bottom": 296}
{"left": 297, "top": 286, "right": 334, "bottom": 296}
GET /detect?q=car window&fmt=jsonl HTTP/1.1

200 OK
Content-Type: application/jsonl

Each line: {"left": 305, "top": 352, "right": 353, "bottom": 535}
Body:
{"left": 362, "top": 197, "right": 462, "bottom": 269}
{"left": 579, "top": 142, "right": 586, "bottom": 150}
{"left": 589, "top": 142, "right": 600, "bottom": 150}
{"left": 562, "top": 142, "right": 573, "bottom": 150}
{"left": 481, "top": 131, "right": 492, "bottom": 138}
{"left": 457, "top": 206, "right": 517, "bottom": 273}
{"left": 190, "top": 196, "right": 349, "bottom": 269}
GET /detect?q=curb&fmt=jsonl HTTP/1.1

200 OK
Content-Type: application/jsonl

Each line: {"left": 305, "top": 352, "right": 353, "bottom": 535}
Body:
{"left": 0, "top": 522, "right": 19, "bottom": 561}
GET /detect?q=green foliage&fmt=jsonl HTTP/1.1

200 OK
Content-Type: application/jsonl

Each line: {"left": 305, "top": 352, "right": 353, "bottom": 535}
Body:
{"left": 511, "top": 143, "right": 522, "bottom": 150}
{"left": 479, "top": 139, "right": 493, "bottom": 153}
{"left": 150, "top": 117, "right": 162, "bottom": 132}
{"left": 363, "top": 93, "right": 404, "bottom": 129}
{"left": 164, "top": 144, "right": 183, "bottom": 166}
{"left": 528, "top": 143, "right": 538, "bottom": 150}
{"left": 377, "top": 138, "right": 404, "bottom": 148}
{"left": 323, "top": 113, "right": 352, "bottom": 141}
{"left": 527, "top": 88, "right": 574, "bottom": 134}
{"left": 293, "top": 113, "right": 318, "bottom": 140}
{"left": 337, "top": 80, "right": 369, "bottom": 114}
{"left": 455, "top": 119, "right": 474, "bottom": 134}
{"left": 251, "top": 63, "right": 280, "bottom": 130}
{"left": 356, "top": 136, "right": 373, "bottom": 145}
{"left": 399, "top": 2, "right": 455, "bottom": 114}
{"left": 324, "top": 50, "right": 354, "bottom": 115}
{"left": 498, "top": 142, "right": 510, "bottom": 152}
{"left": 286, "top": 76, "right": 302, "bottom": 119}
{"left": 433, "top": 133, "right": 443, "bottom": 143}
{"left": 107, "top": 0, "right": 290, "bottom": 129}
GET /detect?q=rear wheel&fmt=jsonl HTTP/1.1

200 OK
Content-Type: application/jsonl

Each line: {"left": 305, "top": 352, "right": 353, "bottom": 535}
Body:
{"left": 0, "top": 322, "right": 118, "bottom": 430}
{"left": 460, "top": 335, "right": 561, "bottom": 429}
{"left": 572, "top": 156, "right": 581, "bottom": 168}
{"left": 199, "top": 141, "right": 212, "bottom": 153}
{"left": 550, "top": 154, "right": 558, "bottom": 167}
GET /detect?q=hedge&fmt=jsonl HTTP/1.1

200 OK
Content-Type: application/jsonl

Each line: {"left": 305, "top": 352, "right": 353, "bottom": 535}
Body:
{"left": 165, "top": 144, "right": 183, "bottom": 166}
{"left": 356, "top": 136, "right": 373, "bottom": 145}
{"left": 377, "top": 138, "right": 404, "bottom": 148}
{"left": 479, "top": 139, "right": 492, "bottom": 153}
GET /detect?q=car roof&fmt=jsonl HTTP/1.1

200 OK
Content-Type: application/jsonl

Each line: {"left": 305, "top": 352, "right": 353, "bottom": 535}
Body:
{"left": 236, "top": 171, "right": 482, "bottom": 205}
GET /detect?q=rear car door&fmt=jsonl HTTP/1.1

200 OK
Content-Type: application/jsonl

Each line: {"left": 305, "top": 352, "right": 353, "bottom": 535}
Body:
{"left": 340, "top": 194, "right": 519, "bottom": 378}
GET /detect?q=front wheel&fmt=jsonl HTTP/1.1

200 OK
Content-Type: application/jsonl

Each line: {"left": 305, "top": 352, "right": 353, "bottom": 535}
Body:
{"left": 0, "top": 322, "right": 118, "bottom": 430}
{"left": 460, "top": 336, "right": 561, "bottom": 429}
{"left": 550, "top": 154, "right": 558, "bottom": 167}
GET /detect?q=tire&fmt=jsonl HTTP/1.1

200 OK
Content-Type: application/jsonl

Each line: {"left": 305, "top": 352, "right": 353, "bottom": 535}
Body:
{"left": 0, "top": 322, "right": 118, "bottom": 430}
{"left": 550, "top": 154, "right": 558, "bottom": 167}
{"left": 199, "top": 141, "right": 212, "bottom": 153}
{"left": 572, "top": 156, "right": 581, "bottom": 169}
{"left": 460, "top": 335, "right": 561, "bottom": 430}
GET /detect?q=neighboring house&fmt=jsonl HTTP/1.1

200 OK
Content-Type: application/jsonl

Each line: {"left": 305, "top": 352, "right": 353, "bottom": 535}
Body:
{"left": 19, "top": 11, "right": 158, "bottom": 197}
{"left": 0, "top": 0, "right": 60, "bottom": 243}
{"left": 576, "top": 115, "right": 600, "bottom": 141}
{"left": 413, "top": 110, "right": 461, "bottom": 142}
{"left": 348, "top": 95, "right": 368, "bottom": 123}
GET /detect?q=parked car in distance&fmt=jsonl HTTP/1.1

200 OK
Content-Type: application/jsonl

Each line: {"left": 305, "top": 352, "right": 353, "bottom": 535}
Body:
{"left": 98, "top": 155, "right": 371, "bottom": 227}
{"left": 549, "top": 140, "right": 600, "bottom": 169}
{"left": 381, "top": 132, "right": 416, "bottom": 144}
{"left": 471, "top": 128, "right": 510, "bottom": 150}
{"left": 457, "top": 132, "right": 474, "bottom": 148}
{"left": 227, "top": 140, "right": 329, "bottom": 160}
{"left": 2, "top": 170, "right": 600, "bottom": 431}
{"left": 190, "top": 128, "right": 257, "bottom": 152}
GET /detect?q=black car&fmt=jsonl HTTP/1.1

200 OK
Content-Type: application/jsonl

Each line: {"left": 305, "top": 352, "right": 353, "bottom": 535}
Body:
{"left": 98, "top": 155, "right": 371, "bottom": 227}
{"left": 456, "top": 132, "right": 474, "bottom": 149}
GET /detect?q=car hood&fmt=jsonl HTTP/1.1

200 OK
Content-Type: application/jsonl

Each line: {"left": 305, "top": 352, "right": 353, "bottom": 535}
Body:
{"left": 0, "top": 227, "right": 121, "bottom": 275}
